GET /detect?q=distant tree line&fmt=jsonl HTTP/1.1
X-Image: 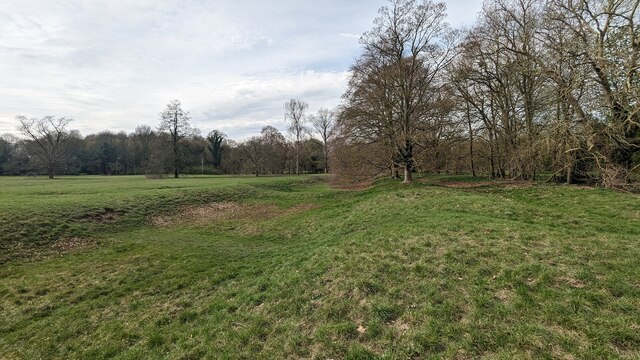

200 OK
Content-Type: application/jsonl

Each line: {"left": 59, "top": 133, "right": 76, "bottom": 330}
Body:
{"left": 1, "top": 99, "right": 336, "bottom": 178}
{"left": 334, "top": 0, "right": 640, "bottom": 188}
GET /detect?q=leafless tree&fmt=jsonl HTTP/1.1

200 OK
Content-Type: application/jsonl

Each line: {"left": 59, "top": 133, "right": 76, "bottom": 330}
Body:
{"left": 448, "top": 0, "right": 546, "bottom": 180}
{"left": 309, "top": 108, "right": 336, "bottom": 173}
{"left": 17, "top": 115, "right": 73, "bottom": 179}
{"left": 260, "top": 126, "right": 288, "bottom": 174}
{"left": 540, "top": 0, "right": 640, "bottom": 186}
{"left": 285, "top": 99, "right": 308, "bottom": 175}
{"left": 239, "top": 136, "right": 265, "bottom": 176}
{"left": 341, "top": 0, "right": 458, "bottom": 183}
{"left": 158, "top": 99, "right": 193, "bottom": 178}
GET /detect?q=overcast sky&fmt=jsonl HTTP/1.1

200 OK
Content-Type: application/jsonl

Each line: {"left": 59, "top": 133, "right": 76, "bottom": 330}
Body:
{"left": 0, "top": 0, "right": 483, "bottom": 139}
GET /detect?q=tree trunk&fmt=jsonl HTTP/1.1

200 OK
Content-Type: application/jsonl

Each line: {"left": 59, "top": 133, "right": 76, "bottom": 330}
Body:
{"left": 403, "top": 165, "right": 413, "bottom": 184}
{"left": 466, "top": 103, "right": 476, "bottom": 177}
{"left": 401, "top": 141, "right": 413, "bottom": 184}
{"left": 488, "top": 128, "right": 496, "bottom": 178}
{"left": 295, "top": 142, "right": 300, "bottom": 175}
{"left": 173, "top": 135, "right": 179, "bottom": 179}
{"left": 324, "top": 147, "right": 329, "bottom": 174}
{"left": 565, "top": 147, "right": 576, "bottom": 185}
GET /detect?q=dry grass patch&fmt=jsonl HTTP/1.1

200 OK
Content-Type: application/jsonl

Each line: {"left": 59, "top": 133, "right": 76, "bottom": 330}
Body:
{"left": 391, "top": 319, "right": 410, "bottom": 335}
{"left": 436, "top": 180, "right": 534, "bottom": 189}
{"left": 78, "top": 208, "right": 122, "bottom": 223}
{"left": 3, "top": 237, "right": 97, "bottom": 261}
{"left": 557, "top": 276, "right": 586, "bottom": 289}
{"left": 330, "top": 180, "right": 373, "bottom": 191}
{"left": 495, "top": 288, "right": 514, "bottom": 303}
{"left": 52, "top": 237, "right": 96, "bottom": 253}
{"left": 152, "top": 202, "right": 318, "bottom": 227}
{"left": 152, "top": 202, "right": 276, "bottom": 227}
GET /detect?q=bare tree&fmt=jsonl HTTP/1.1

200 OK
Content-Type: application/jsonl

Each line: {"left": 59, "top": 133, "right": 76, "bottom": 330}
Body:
{"left": 541, "top": 0, "right": 640, "bottom": 186}
{"left": 285, "top": 99, "right": 308, "bottom": 175}
{"left": 309, "top": 108, "right": 336, "bottom": 173}
{"left": 260, "top": 126, "right": 288, "bottom": 174}
{"left": 339, "top": 50, "right": 400, "bottom": 180}
{"left": 17, "top": 115, "right": 73, "bottom": 179}
{"left": 342, "top": 0, "right": 458, "bottom": 183}
{"left": 239, "top": 136, "right": 265, "bottom": 176}
{"left": 158, "top": 100, "right": 192, "bottom": 178}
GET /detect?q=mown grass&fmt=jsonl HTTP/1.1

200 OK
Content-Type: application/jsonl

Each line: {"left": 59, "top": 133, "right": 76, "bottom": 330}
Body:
{"left": 0, "top": 175, "right": 639, "bottom": 359}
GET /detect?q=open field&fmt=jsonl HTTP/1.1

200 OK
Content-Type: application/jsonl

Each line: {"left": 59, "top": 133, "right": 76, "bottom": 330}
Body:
{"left": 1, "top": 175, "right": 639, "bottom": 359}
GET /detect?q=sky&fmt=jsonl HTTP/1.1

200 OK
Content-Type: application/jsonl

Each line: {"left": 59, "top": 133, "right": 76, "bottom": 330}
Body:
{"left": 0, "top": 0, "right": 483, "bottom": 140}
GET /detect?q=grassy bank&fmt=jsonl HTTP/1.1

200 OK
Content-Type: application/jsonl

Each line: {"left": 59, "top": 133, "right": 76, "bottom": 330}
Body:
{"left": 1, "top": 175, "right": 638, "bottom": 358}
{"left": 0, "top": 175, "right": 317, "bottom": 262}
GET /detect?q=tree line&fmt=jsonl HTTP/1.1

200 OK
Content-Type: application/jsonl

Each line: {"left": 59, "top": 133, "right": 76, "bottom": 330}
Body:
{"left": 333, "top": 0, "right": 640, "bottom": 188}
{"left": 0, "top": 99, "right": 336, "bottom": 178}
{"left": 2, "top": 0, "right": 638, "bottom": 188}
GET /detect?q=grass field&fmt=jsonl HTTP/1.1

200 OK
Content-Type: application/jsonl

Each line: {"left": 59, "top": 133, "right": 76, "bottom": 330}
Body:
{"left": 1, "top": 175, "right": 639, "bottom": 359}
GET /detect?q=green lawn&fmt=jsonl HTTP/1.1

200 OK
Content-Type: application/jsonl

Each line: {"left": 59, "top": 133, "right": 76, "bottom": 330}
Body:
{"left": 1, "top": 175, "right": 639, "bottom": 359}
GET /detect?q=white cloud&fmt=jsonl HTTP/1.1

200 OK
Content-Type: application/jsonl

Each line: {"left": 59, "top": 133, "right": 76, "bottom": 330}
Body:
{"left": 0, "top": 0, "right": 482, "bottom": 139}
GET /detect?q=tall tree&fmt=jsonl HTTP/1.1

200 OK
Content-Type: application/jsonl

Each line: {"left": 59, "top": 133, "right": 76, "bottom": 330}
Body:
{"left": 207, "top": 130, "right": 226, "bottom": 169}
{"left": 260, "top": 126, "right": 288, "bottom": 174}
{"left": 17, "top": 115, "right": 73, "bottom": 179}
{"left": 285, "top": 99, "right": 308, "bottom": 175}
{"left": 344, "top": 0, "right": 458, "bottom": 183}
{"left": 310, "top": 108, "right": 336, "bottom": 173}
{"left": 158, "top": 100, "right": 192, "bottom": 178}
{"left": 239, "top": 136, "right": 265, "bottom": 176}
